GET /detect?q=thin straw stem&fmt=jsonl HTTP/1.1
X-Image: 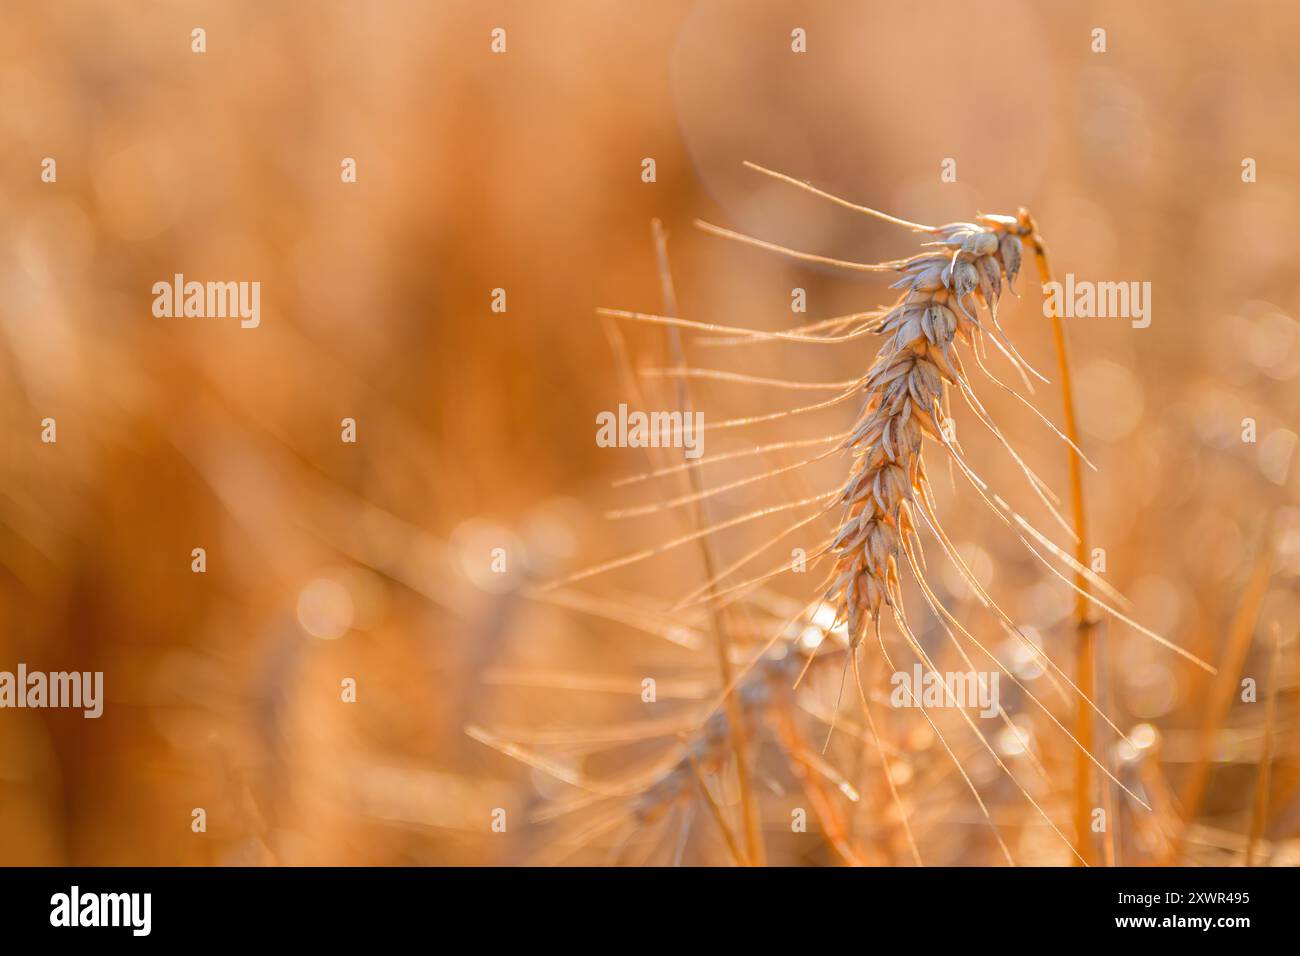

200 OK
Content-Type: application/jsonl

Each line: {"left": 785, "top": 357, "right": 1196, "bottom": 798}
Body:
{"left": 652, "top": 218, "right": 765, "bottom": 866}
{"left": 1246, "top": 624, "right": 1282, "bottom": 866}
{"left": 1169, "top": 538, "right": 1272, "bottom": 863}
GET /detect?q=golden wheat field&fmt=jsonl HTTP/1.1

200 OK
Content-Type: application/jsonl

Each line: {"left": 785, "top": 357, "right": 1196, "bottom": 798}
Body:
{"left": 0, "top": 0, "right": 1297, "bottom": 870}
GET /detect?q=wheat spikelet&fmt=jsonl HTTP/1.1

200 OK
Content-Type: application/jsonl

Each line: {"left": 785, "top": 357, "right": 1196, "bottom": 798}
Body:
{"left": 678, "top": 173, "right": 1220, "bottom": 862}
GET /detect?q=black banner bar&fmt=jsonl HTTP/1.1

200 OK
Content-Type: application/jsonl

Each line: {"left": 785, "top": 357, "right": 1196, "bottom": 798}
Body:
{"left": 0, "top": 866, "right": 1280, "bottom": 942}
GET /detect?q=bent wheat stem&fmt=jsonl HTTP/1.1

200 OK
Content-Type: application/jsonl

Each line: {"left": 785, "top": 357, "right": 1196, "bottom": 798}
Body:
{"left": 1024, "top": 214, "right": 1096, "bottom": 867}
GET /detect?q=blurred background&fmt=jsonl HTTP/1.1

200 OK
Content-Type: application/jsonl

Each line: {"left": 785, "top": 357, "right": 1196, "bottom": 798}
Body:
{"left": 0, "top": 0, "right": 1296, "bottom": 865}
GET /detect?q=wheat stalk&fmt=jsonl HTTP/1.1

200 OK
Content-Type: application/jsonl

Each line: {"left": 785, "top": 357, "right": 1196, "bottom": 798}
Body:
{"left": 713, "top": 195, "right": 1105, "bottom": 860}
{"left": 681, "top": 167, "right": 1226, "bottom": 864}
{"left": 1026, "top": 216, "right": 1098, "bottom": 866}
